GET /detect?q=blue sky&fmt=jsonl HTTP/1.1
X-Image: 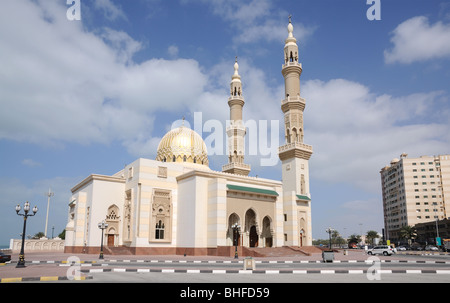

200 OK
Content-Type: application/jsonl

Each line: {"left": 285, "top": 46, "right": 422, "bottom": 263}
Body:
{"left": 1, "top": 0, "right": 450, "bottom": 245}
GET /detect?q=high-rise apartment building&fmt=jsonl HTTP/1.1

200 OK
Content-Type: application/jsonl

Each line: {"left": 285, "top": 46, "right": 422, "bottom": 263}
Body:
{"left": 380, "top": 153, "right": 450, "bottom": 242}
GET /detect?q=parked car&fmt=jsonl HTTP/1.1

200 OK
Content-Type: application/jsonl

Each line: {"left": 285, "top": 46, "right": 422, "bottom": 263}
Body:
{"left": 0, "top": 252, "right": 11, "bottom": 263}
{"left": 367, "top": 245, "right": 396, "bottom": 256}
{"left": 411, "top": 245, "right": 424, "bottom": 251}
{"left": 425, "top": 245, "right": 439, "bottom": 251}
{"left": 397, "top": 246, "right": 407, "bottom": 251}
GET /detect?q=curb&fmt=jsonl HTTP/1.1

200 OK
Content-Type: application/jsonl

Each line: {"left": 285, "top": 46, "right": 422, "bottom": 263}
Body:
{"left": 71, "top": 259, "right": 450, "bottom": 264}
{"left": 58, "top": 259, "right": 450, "bottom": 264}
{"left": 79, "top": 268, "right": 450, "bottom": 275}
{"left": 1, "top": 276, "right": 93, "bottom": 283}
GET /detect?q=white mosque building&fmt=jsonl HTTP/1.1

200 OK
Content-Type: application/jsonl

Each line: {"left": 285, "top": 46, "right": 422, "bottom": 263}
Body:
{"left": 64, "top": 19, "right": 314, "bottom": 256}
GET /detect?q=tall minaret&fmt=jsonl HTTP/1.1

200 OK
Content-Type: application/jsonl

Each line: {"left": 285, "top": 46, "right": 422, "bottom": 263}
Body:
{"left": 222, "top": 58, "right": 251, "bottom": 176}
{"left": 279, "top": 17, "right": 313, "bottom": 247}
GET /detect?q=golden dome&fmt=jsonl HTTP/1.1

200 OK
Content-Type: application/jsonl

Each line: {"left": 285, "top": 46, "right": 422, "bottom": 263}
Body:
{"left": 156, "top": 126, "right": 209, "bottom": 166}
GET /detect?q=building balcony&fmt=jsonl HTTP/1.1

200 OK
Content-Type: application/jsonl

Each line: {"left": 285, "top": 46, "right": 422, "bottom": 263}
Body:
{"left": 228, "top": 96, "right": 244, "bottom": 102}
{"left": 278, "top": 142, "right": 313, "bottom": 161}
{"left": 281, "top": 96, "right": 306, "bottom": 112}
{"left": 282, "top": 61, "right": 302, "bottom": 69}
{"left": 222, "top": 162, "right": 251, "bottom": 176}
{"left": 279, "top": 142, "right": 313, "bottom": 153}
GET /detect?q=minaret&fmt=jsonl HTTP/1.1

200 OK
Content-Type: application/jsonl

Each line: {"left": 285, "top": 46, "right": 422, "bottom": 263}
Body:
{"left": 279, "top": 17, "right": 313, "bottom": 247}
{"left": 222, "top": 58, "right": 251, "bottom": 176}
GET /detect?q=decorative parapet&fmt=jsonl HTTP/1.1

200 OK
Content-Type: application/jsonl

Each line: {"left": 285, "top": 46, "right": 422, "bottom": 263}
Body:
{"left": 222, "top": 162, "right": 251, "bottom": 176}
{"left": 279, "top": 142, "right": 313, "bottom": 153}
{"left": 278, "top": 142, "right": 313, "bottom": 161}
{"left": 281, "top": 95, "right": 306, "bottom": 112}
{"left": 282, "top": 61, "right": 302, "bottom": 69}
{"left": 9, "top": 238, "right": 65, "bottom": 253}
{"left": 228, "top": 95, "right": 244, "bottom": 102}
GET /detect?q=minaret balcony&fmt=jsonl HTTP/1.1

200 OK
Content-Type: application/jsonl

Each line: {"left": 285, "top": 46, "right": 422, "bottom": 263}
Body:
{"left": 282, "top": 61, "right": 302, "bottom": 69}
{"left": 278, "top": 142, "right": 313, "bottom": 161}
{"left": 226, "top": 124, "right": 246, "bottom": 135}
{"left": 281, "top": 96, "right": 306, "bottom": 112}
{"left": 281, "top": 95, "right": 305, "bottom": 103}
{"left": 228, "top": 95, "right": 244, "bottom": 101}
{"left": 228, "top": 96, "right": 245, "bottom": 107}
{"left": 222, "top": 162, "right": 251, "bottom": 176}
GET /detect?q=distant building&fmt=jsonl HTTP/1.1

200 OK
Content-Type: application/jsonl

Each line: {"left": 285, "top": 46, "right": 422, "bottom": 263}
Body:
{"left": 380, "top": 153, "right": 450, "bottom": 242}
{"left": 415, "top": 218, "right": 450, "bottom": 245}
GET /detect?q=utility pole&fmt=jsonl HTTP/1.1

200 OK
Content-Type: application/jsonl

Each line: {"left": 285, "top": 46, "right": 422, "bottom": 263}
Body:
{"left": 44, "top": 188, "right": 54, "bottom": 238}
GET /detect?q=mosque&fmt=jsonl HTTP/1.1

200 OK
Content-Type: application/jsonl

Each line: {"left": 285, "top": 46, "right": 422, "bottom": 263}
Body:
{"left": 64, "top": 18, "right": 314, "bottom": 256}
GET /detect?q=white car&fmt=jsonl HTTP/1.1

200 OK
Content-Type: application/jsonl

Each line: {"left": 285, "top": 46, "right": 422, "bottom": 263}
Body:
{"left": 425, "top": 245, "right": 439, "bottom": 251}
{"left": 367, "top": 245, "right": 396, "bottom": 256}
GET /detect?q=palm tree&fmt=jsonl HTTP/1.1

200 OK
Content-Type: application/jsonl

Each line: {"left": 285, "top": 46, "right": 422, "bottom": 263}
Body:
{"left": 366, "top": 230, "right": 379, "bottom": 245}
{"left": 399, "top": 225, "right": 417, "bottom": 245}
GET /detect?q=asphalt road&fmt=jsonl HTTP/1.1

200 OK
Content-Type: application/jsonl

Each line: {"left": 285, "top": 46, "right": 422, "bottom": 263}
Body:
{"left": 2, "top": 250, "right": 450, "bottom": 285}
{"left": 83, "top": 271, "right": 450, "bottom": 283}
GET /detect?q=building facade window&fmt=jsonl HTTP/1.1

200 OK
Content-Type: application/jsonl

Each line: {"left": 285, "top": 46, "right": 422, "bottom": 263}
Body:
{"left": 155, "top": 220, "right": 165, "bottom": 239}
{"left": 150, "top": 189, "right": 172, "bottom": 242}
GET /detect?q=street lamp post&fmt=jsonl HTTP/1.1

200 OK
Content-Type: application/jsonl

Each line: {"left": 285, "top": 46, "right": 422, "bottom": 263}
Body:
{"left": 15, "top": 202, "right": 38, "bottom": 268}
{"left": 323, "top": 227, "right": 335, "bottom": 263}
{"left": 231, "top": 223, "right": 240, "bottom": 259}
{"left": 44, "top": 188, "right": 54, "bottom": 238}
{"left": 326, "top": 227, "right": 334, "bottom": 249}
{"left": 98, "top": 220, "right": 108, "bottom": 259}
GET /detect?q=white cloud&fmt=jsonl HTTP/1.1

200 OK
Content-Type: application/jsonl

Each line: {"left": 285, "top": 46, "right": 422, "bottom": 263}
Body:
{"left": 2, "top": 1, "right": 449, "bottom": 194}
{"left": 0, "top": 0, "right": 209, "bottom": 153}
{"left": 168, "top": 45, "right": 179, "bottom": 57}
{"left": 22, "top": 159, "right": 42, "bottom": 167}
{"left": 93, "top": 0, "right": 128, "bottom": 21}
{"left": 384, "top": 16, "right": 450, "bottom": 64}
{"left": 182, "top": 0, "right": 315, "bottom": 45}
{"left": 303, "top": 79, "right": 450, "bottom": 192}
{"left": 99, "top": 28, "right": 143, "bottom": 64}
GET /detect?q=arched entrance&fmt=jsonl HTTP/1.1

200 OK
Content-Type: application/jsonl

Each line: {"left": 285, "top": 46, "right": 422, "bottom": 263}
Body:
{"left": 227, "top": 213, "right": 241, "bottom": 246}
{"left": 244, "top": 209, "right": 258, "bottom": 247}
{"left": 249, "top": 226, "right": 258, "bottom": 247}
{"left": 299, "top": 229, "right": 304, "bottom": 247}
{"left": 107, "top": 227, "right": 116, "bottom": 246}
{"left": 106, "top": 205, "right": 119, "bottom": 247}
{"left": 262, "top": 216, "right": 272, "bottom": 247}
{"left": 299, "top": 216, "right": 307, "bottom": 247}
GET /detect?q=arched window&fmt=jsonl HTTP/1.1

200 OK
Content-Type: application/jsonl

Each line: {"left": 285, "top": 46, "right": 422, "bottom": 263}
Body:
{"left": 183, "top": 155, "right": 187, "bottom": 162}
{"left": 151, "top": 190, "right": 172, "bottom": 243}
{"left": 172, "top": 155, "right": 176, "bottom": 162}
{"left": 155, "top": 220, "right": 165, "bottom": 239}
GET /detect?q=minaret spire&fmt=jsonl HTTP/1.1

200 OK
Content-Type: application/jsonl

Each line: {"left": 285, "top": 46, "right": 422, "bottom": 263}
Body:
{"left": 279, "top": 17, "right": 313, "bottom": 247}
{"left": 280, "top": 16, "right": 307, "bottom": 144}
{"left": 222, "top": 57, "right": 251, "bottom": 176}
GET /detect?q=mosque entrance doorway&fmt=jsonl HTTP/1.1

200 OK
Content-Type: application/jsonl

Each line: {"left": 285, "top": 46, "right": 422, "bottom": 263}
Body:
{"left": 107, "top": 234, "right": 115, "bottom": 246}
{"left": 249, "top": 226, "right": 258, "bottom": 247}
